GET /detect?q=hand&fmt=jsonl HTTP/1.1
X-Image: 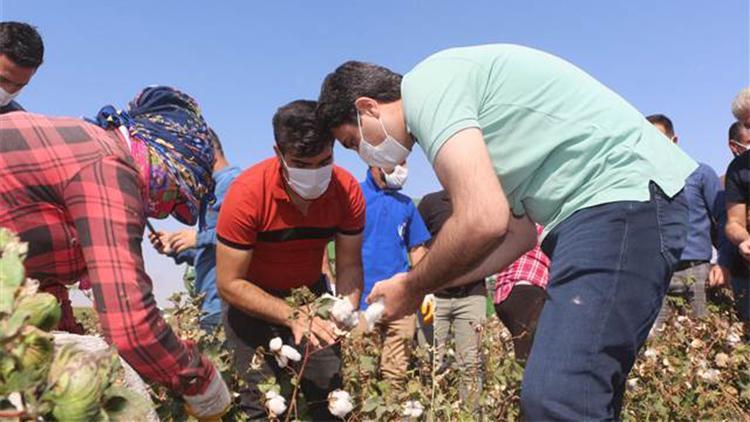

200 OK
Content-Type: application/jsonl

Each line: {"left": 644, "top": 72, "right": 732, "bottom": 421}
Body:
{"left": 287, "top": 306, "right": 337, "bottom": 348}
{"left": 168, "top": 229, "right": 198, "bottom": 254}
{"left": 367, "top": 272, "right": 423, "bottom": 322}
{"left": 739, "top": 239, "right": 750, "bottom": 262}
{"left": 420, "top": 294, "right": 436, "bottom": 325}
{"left": 148, "top": 231, "right": 172, "bottom": 255}
{"left": 708, "top": 264, "right": 729, "bottom": 288}
{"left": 183, "top": 367, "right": 231, "bottom": 421}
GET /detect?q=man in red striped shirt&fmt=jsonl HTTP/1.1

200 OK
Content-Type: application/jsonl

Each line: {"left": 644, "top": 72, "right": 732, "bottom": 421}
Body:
{"left": 216, "top": 100, "right": 365, "bottom": 420}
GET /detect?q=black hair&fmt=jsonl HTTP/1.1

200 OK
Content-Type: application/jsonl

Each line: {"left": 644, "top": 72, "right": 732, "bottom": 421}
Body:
{"left": 273, "top": 100, "right": 333, "bottom": 157}
{"left": 207, "top": 127, "right": 223, "bottom": 156}
{"left": 729, "top": 121, "right": 742, "bottom": 141}
{"left": 317, "top": 61, "right": 402, "bottom": 131}
{"left": 0, "top": 22, "right": 44, "bottom": 68}
{"left": 646, "top": 114, "right": 675, "bottom": 138}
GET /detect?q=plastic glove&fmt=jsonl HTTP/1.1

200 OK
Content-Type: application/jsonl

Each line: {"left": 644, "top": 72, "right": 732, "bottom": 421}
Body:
{"left": 183, "top": 366, "right": 231, "bottom": 421}
{"left": 420, "top": 294, "right": 436, "bottom": 325}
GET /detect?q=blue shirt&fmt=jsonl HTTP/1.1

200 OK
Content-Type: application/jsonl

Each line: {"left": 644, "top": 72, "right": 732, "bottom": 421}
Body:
{"left": 176, "top": 165, "right": 241, "bottom": 319}
{"left": 681, "top": 162, "right": 721, "bottom": 261}
{"left": 360, "top": 171, "right": 431, "bottom": 307}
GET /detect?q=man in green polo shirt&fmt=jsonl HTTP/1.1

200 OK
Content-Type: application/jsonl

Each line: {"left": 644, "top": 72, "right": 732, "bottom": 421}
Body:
{"left": 317, "top": 44, "right": 696, "bottom": 419}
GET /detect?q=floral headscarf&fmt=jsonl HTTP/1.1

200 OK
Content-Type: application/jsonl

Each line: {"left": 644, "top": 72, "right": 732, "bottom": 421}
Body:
{"left": 90, "top": 86, "right": 215, "bottom": 226}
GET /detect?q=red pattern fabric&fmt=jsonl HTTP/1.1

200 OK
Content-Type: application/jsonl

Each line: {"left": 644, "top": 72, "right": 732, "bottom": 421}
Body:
{"left": 494, "top": 224, "right": 550, "bottom": 304}
{"left": 0, "top": 112, "right": 213, "bottom": 395}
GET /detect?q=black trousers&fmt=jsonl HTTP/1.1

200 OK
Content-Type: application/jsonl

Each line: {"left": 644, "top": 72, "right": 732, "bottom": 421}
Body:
{"left": 223, "top": 278, "right": 342, "bottom": 421}
{"left": 494, "top": 284, "right": 547, "bottom": 361}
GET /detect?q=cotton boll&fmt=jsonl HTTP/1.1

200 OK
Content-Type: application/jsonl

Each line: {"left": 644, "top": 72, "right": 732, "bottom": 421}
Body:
{"left": 331, "top": 298, "right": 358, "bottom": 329}
{"left": 269, "top": 337, "right": 283, "bottom": 352}
{"left": 274, "top": 354, "right": 288, "bottom": 368}
{"left": 327, "top": 389, "right": 353, "bottom": 418}
{"left": 281, "top": 345, "right": 302, "bottom": 362}
{"left": 265, "top": 391, "right": 287, "bottom": 416}
{"left": 363, "top": 299, "right": 385, "bottom": 332}
{"left": 402, "top": 400, "right": 424, "bottom": 418}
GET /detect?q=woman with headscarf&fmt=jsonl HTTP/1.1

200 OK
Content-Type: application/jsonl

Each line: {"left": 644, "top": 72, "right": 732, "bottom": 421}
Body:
{"left": 0, "top": 86, "right": 230, "bottom": 419}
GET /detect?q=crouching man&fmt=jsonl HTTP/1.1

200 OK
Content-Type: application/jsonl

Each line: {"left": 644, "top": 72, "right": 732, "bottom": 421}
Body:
{"left": 216, "top": 100, "right": 364, "bottom": 420}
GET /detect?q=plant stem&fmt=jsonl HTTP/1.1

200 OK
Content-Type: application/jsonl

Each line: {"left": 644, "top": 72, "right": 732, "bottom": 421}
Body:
{"left": 285, "top": 309, "right": 315, "bottom": 422}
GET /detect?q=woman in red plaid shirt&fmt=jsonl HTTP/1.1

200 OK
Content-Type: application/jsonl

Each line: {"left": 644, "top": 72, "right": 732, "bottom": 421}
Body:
{"left": 0, "top": 86, "right": 230, "bottom": 419}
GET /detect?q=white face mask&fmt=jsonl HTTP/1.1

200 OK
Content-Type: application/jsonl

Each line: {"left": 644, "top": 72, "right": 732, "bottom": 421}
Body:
{"left": 357, "top": 110, "right": 411, "bottom": 168}
{"left": 731, "top": 140, "right": 750, "bottom": 155}
{"left": 280, "top": 156, "right": 333, "bottom": 200}
{"left": 383, "top": 165, "right": 408, "bottom": 190}
{"left": 0, "top": 86, "right": 19, "bottom": 107}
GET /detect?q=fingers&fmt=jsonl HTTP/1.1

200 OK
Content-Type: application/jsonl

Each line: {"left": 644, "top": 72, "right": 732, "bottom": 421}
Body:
{"left": 311, "top": 318, "right": 337, "bottom": 345}
{"left": 291, "top": 325, "right": 304, "bottom": 346}
{"left": 366, "top": 284, "right": 383, "bottom": 305}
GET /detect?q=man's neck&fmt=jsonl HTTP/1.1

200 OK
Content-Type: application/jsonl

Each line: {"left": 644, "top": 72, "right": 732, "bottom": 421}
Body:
{"left": 213, "top": 157, "right": 230, "bottom": 173}
{"left": 286, "top": 185, "right": 312, "bottom": 215}
{"left": 369, "top": 167, "right": 387, "bottom": 190}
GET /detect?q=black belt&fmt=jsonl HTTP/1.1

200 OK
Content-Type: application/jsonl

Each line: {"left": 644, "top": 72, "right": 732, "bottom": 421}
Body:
{"left": 435, "top": 280, "right": 484, "bottom": 299}
{"left": 674, "top": 260, "right": 709, "bottom": 272}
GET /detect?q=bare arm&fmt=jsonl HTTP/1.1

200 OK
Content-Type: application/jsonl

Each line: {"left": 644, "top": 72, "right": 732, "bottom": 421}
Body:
{"left": 408, "top": 244, "right": 428, "bottom": 267}
{"left": 726, "top": 202, "right": 749, "bottom": 246}
{"left": 216, "top": 242, "right": 337, "bottom": 345}
{"left": 333, "top": 232, "right": 364, "bottom": 309}
{"left": 726, "top": 202, "right": 750, "bottom": 261}
{"left": 216, "top": 243, "right": 292, "bottom": 326}
{"left": 406, "top": 128, "right": 536, "bottom": 295}
{"left": 443, "top": 214, "right": 537, "bottom": 288}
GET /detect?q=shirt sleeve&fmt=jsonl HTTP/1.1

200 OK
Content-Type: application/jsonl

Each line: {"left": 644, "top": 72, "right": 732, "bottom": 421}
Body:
{"left": 700, "top": 164, "right": 722, "bottom": 225}
{"left": 406, "top": 200, "right": 431, "bottom": 248}
{"left": 337, "top": 174, "right": 366, "bottom": 235}
{"left": 63, "top": 156, "right": 214, "bottom": 396}
{"left": 216, "top": 177, "right": 259, "bottom": 249}
{"left": 402, "top": 58, "right": 483, "bottom": 164}
{"left": 725, "top": 153, "right": 749, "bottom": 205}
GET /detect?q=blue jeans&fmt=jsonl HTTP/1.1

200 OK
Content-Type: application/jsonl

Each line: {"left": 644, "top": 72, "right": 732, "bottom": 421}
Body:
{"left": 521, "top": 183, "right": 687, "bottom": 420}
{"left": 200, "top": 312, "right": 221, "bottom": 334}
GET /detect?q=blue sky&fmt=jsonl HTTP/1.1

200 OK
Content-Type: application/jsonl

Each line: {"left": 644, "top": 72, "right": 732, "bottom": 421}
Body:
{"left": 3, "top": 1, "right": 748, "bottom": 305}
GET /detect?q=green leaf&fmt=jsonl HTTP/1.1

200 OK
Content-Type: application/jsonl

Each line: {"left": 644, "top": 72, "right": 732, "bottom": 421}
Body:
{"left": 361, "top": 396, "right": 382, "bottom": 413}
{"left": 0, "top": 254, "right": 24, "bottom": 313}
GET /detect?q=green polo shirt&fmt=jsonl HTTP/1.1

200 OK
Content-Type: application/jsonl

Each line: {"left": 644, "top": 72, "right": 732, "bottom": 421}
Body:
{"left": 402, "top": 44, "right": 697, "bottom": 237}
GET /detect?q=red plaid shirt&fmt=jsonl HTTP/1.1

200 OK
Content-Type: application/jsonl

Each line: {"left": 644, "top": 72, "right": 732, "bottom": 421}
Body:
{"left": 0, "top": 112, "right": 213, "bottom": 395}
{"left": 494, "top": 224, "right": 550, "bottom": 304}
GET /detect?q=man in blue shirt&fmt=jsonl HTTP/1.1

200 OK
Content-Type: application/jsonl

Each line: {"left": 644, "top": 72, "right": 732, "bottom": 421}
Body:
{"left": 153, "top": 129, "right": 241, "bottom": 332}
{"left": 648, "top": 115, "right": 722, "bottom": 330}
{"left": 359, "top": 162, "right": 430, "bottom": 387}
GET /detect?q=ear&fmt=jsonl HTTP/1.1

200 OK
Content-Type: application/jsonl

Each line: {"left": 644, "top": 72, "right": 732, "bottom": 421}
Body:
{"left": 729, "top": 141, "right": 740, "bottom": 156}
{"left": 672, "top": 136, "right": 679, "bottom": 144}
{"left": 354, "top": 97, "right": 381, "bottom": 118}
